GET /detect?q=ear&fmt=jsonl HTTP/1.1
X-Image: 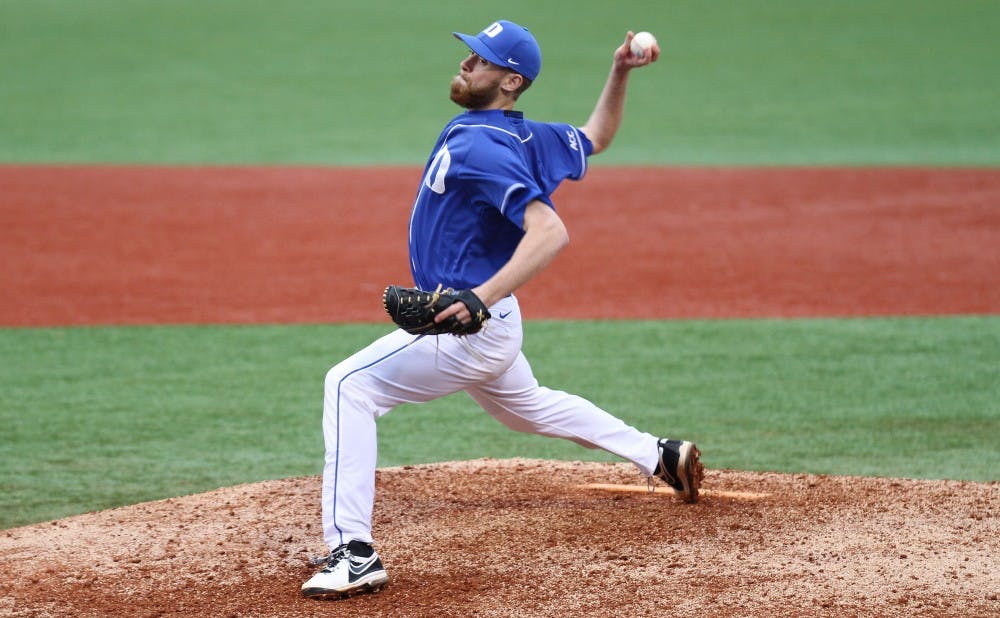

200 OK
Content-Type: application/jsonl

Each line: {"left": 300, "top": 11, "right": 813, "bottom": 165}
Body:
{"left": 501, "top": 72, "right": 524, "bottom": 94}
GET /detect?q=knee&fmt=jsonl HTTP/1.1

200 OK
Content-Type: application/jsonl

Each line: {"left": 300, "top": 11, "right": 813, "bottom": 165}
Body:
{"left": 325, "top": 365, "right": 347, "bottom": 394}
{"left": 324, "top": 365, "right": 376, "bottom": 419}
{"left": 324, "top": 364, "right": 361, "bottom": 410}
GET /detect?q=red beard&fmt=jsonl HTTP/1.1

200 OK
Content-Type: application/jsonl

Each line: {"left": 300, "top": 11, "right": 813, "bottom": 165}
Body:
{"left": 449, "top": 74, "right": 502, "bottom": 109}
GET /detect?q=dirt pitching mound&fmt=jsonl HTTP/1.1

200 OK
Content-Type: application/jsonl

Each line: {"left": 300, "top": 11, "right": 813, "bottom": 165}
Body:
{"left": 1, "top": 460, "right": 996, "bottom": 617}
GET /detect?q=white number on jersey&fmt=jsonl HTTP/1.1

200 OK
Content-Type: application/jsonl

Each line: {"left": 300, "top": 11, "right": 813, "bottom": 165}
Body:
{"left": 424, "top": 145, "right": 451, "bottom": 194}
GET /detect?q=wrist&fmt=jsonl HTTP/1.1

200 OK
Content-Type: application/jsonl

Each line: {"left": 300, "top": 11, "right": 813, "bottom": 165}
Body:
{"left": 471, "top": 285, "right": 498, "bottom": 308}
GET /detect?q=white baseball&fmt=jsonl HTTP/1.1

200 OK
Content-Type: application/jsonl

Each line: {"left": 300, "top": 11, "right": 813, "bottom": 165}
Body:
{"left": 630, "top": 31, "right": 657, "bottom": 59}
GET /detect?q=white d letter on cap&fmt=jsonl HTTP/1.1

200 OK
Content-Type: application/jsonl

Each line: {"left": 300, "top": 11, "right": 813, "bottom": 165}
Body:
{"left": 483, "top": 22, "right": 504, "bottom": 38}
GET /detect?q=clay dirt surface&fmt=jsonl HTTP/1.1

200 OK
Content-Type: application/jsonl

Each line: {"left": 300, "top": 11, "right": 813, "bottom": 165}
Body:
{"left": 0, "top": 460, "right": 997, "bottom": 617}
{"left": 1, "top": 166, "right": 998, "bottom": 616}
{"left": 2, "top": 166, "right": 998, "bottom": 325}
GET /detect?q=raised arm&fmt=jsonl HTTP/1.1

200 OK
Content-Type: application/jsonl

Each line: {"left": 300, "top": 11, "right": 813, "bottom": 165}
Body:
{"left": 580, "top": 31, "right": 660, "bottom": 155}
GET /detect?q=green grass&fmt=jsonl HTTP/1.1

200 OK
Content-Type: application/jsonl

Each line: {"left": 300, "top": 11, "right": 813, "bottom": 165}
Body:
{"left": 2, "top": 0, "right": 996, "bottom": 540}
{"left": 1, "top": 0, "right": 998, "bottom": 164}
{"left": 2, "top": 317, "right": 997, "bottom": 529}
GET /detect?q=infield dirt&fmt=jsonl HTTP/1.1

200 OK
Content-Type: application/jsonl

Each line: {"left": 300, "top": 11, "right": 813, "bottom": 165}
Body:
{"left": 2, "top": 166, "right": 998, "bottom": 325}
{"left": 1, "top": 166, "right": 998, "bottom": 616}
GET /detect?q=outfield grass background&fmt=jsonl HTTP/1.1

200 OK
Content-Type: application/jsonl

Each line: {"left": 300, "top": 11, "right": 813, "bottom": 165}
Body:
{"left": 2, "top": 319, "right": 997, "bottom": 528}
{"left": 1, "top": 1, "right": 998, "bottom": 528}
{"left": 2, "top": 0, "right": 999, "bottom": 164}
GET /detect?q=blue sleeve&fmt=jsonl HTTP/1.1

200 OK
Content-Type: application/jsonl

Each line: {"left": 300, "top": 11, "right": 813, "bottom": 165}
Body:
{"left": 534, "top": 122, "right": 592, "bottom": 186}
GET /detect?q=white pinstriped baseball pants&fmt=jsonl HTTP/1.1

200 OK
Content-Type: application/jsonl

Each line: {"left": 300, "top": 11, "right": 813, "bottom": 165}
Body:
{"left": 321, "top": 295, "right": 661, "bottom": 549}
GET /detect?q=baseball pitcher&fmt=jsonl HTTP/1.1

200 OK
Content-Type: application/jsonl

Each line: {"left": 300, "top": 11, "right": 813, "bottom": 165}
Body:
{"left": 302, "top": 20, "right": 703, "bottom": 599}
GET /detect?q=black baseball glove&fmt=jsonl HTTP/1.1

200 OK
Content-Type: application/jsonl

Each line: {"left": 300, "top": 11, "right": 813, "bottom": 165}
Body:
{"left": 382, "top": 284, "right": 491, "bottom": 336}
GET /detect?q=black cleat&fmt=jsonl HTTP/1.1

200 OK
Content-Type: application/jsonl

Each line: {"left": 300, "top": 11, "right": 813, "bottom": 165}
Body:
{"left": 654, "top": 439, "right": 704, "bottom": 503}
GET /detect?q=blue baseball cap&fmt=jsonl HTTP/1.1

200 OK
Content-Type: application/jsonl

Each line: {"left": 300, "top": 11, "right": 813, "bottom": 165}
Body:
{"left": 453, "top": 20, "right": 542, "bottom": 81}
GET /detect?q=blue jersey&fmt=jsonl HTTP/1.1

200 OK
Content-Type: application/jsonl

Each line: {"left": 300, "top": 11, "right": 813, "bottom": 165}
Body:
{"left": 408, "top": 109, "right": 593, "bottom": 291}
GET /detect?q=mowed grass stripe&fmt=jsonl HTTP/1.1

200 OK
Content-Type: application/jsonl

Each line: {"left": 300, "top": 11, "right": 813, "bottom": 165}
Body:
{"left": 2, "top": 316, "right": 997, "bottom": 528}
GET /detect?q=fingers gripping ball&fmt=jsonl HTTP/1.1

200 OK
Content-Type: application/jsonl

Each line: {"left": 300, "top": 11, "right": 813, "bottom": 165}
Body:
{"left": 383, "top": 285, "right": 491, "bottom": 336}
{"left": 630, "top": 31, "right": 657, "bottom": 59}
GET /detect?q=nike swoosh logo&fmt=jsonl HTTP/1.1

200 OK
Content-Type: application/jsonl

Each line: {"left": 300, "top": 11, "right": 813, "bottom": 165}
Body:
{"left": 507, "top": 58, "right": 519, "bottom": 65}
{"left": 348, "top": 554, "right": 379, "bottom": 577}
{"left": 498, "top": 311, "right": 512, "bottom": 319}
